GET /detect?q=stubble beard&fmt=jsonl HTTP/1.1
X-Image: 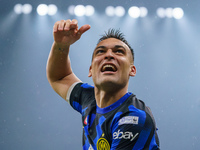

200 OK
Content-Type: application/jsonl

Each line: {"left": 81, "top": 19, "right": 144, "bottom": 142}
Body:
{"left": 95, "top": 77, "right": 127, "bottom": 93}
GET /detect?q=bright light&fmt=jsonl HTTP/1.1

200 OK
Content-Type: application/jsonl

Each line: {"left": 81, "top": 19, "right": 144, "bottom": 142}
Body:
{"left": 128, "top": 6, "right": 140, "bottom": 18}
{"left": 48, "top": 4, "right": 57, "bottom": 16}
{"left": 140, "top": 7, "right": 148, "bottom": 17}
{"left": 105, "top": 6, "right": 115, "bottom": 16}
{"left": 157, "top": 7, "right": 165, "bottom": 18}
{"left": 14, "top": 4, "right": 22, "bottom": 14}
{"left": 85, "top": 5, "right": 95, "bottom": 16}
{"left": 173, "top": 7, "right": 184, "bottom": 19}
{"left": 22, "top": 4, "right": 32, "bottom": 14}
{"left": 37, "top": 4, "right": 48, "bottom": 16}
{"left": 14, "top": 4, "right": 32, "bottom": 14}
{"left": 68, "top": 5, "right": 75, "bottom": 15}
{"left": 165, "top": 7, "right": 173, "bottom": 18}
{"left": 115, "top": 6, "right": 125, "bottom": 17}
{"left": 74, "top": 5, "right": 86, "bottom": 16}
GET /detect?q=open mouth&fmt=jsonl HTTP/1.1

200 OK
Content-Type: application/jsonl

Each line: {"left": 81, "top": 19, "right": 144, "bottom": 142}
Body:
{"left": 101, "top": 64, "right": 117, "bottom": 72}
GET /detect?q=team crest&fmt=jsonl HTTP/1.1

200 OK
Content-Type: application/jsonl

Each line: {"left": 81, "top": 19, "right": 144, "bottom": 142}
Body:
{"left": 97, "top": 138, "right": 110, "bottom": 150}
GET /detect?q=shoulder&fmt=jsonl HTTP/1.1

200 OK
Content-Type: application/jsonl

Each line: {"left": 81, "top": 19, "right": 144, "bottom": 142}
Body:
{"left": 110, "top": 95, "right": 160, "bottom": 149}
{"left": 110, "top": 94, "right": 157, "bottom": 132}
{"left": 66, "top": 82, "right": 94, "bottom": 101}
{"left": 67, "top": 82, "right": 95, "bottom": 113}
{"left": 130, "top": 95, "right": 157, "bottom": 126}
{"left": 123, "top": 95, "right": 155, "bottom": 118}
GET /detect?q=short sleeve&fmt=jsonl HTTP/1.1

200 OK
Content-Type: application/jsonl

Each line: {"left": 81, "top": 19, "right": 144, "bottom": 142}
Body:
{"left": 67, "top": 82, "right": 95, "bottom": 114}
{"left": 66, "top": 82, "right": 81, "bottom": 103}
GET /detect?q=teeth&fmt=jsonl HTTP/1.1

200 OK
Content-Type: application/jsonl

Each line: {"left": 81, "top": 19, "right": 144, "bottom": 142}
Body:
{"left": 102, "top": 64, "right": 116, "bottom": 72}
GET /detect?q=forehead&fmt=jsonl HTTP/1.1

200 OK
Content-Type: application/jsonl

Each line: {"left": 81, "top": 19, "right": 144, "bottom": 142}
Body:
{"left": 95, "top": 38, "right": 130, "bottom": 50}
{"left": 92, "top": 38, "right": 133, "bottom": 63}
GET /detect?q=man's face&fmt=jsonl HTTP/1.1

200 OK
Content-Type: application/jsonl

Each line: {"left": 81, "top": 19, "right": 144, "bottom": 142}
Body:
{"left": 88, "top": 38, "right": 136, "bottom": 89}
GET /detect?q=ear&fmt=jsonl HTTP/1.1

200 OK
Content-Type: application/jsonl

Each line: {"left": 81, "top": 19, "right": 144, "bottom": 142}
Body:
{"left": 88, "top": 65, "right": 92, "bottom": 77}
{"left": 129, "top": 65, "right": 136, "bottom": 77}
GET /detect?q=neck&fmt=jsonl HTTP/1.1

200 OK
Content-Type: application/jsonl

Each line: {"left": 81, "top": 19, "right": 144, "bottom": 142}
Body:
{"left": 94, "top": 84, "right": 128, "bottom": 108}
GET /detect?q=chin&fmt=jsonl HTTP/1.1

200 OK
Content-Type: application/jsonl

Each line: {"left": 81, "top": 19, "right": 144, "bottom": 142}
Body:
{"left": 100, "top": 80, "right": 123, "bottom": 88}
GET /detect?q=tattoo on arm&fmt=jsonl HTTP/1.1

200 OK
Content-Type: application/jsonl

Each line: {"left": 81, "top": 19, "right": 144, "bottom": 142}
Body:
{"left": 57, "top": 47, "right": 69, "bottom": 54}
{"left": 58, "top": 48, "right": 65, "bottom": 51}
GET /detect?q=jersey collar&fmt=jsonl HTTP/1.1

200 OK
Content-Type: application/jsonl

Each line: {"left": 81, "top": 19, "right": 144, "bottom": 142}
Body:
{"left": 96, "top": 92, "right": 132, "bottom": 114}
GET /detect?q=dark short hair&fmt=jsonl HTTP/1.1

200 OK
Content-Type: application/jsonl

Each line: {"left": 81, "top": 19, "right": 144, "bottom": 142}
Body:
{"left": 96, "top": 28, "right": 134, "bottom": 62}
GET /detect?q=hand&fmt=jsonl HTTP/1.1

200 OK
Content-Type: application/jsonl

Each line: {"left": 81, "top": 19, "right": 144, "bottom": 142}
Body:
{"left": 53, "top": 19, "right": 91, "bottom": 47}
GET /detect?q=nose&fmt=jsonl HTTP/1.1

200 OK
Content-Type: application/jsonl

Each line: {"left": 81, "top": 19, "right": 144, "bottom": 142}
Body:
{"left": 105, "top": 49, "right": 114, "bottom": 60}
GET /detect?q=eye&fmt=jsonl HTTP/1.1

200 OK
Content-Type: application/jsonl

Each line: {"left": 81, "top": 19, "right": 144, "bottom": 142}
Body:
{"left": 115, "top": 49, "right": 124, "bottom": 54}
{"left": 96, "top": 49, "right": 105, "bottom": 55}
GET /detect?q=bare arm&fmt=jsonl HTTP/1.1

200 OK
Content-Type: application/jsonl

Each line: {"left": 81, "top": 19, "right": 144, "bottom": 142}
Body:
{"left": 46, "top": 19, "right": 90, "bottom": 100}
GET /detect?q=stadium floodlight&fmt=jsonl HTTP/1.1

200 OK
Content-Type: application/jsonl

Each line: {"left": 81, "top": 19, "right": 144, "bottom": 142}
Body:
{"left": 128, "top": 6, "right": 140, "bottom": 18}
{"left": 105, "top": 6, "right": 115, "bottom": 16}
{"left": 165, "top": 7, "right": 173, "bottom": 18}
{"left": 140, "top": 7, "right": 148, "bottom": 17}
{"left": 22, "top": 4, "right": 32, "bottom": 14}
{"left": 14, "top": 4, "right": 23, "bottom": 14}
{"left": 173, "top": 7, "right": 184, "bottom": 19}
{"left": 48, "top": 4, "right": 57, "bottom": 16}
{"left": 37, "top": 4, "right": 48, "bottom": 16}
{"left": 156, "top": 7, "right": 165, "bottom": 18}
{"left": 14, "top": 4, "right": 32, "bottom": 14}
{"left": 68, "top": 5, "right": 75, "bottom": 15}
{"left": 115, "top": 6, "right": 125, "bottom": 17}
{"left": 74, "top": 5, "right": 86, "bottom": 16}
{"left": 85, "top": 5, "right": 95, "bottom": 16}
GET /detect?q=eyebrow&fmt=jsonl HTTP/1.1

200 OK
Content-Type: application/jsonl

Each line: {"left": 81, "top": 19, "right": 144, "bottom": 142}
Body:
{"left": 94, "top": 45, "right": 126, "bottom": 51}
{"left": 94, "top": 46, "right": 106, "bottom": 50}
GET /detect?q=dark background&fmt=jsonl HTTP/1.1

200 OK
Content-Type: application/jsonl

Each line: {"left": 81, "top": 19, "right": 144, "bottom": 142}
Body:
{"left": 0, "top": 0, "right": 200, "bottom": 149}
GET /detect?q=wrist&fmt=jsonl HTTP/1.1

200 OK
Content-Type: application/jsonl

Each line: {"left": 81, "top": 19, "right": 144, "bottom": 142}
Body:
{"left": 54, "top": 42, "right": 70, "bottom": 49}
{"left": 53, "top": 42, "right": 70, "bottom": 54}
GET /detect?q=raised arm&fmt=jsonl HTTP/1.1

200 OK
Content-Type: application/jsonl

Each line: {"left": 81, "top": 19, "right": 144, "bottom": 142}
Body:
{"left": 46, "top": 19, "right": 90, "bottom": 100}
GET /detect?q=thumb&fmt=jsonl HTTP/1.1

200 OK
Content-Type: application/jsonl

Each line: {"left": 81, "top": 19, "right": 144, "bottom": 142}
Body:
{"left": 78, "top": 24, "right": 91, "bottom": 36}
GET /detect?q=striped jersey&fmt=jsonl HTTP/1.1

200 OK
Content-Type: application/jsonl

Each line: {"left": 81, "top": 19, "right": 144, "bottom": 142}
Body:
{"left": 67, "top": 82, "right": 160, "bottom": 150}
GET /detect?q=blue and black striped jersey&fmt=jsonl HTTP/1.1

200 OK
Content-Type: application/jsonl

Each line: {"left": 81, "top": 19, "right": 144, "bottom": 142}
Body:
{"left": 69, "top": 83, "right": 160, "bottom": 150}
